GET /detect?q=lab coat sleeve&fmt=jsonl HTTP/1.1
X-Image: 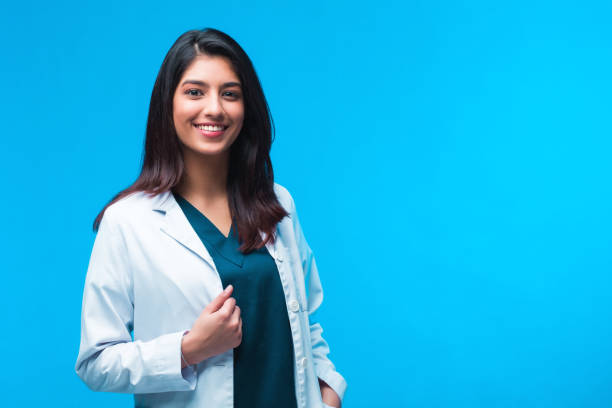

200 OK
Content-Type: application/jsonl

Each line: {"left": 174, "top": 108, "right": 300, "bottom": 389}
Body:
{"left": 75, "top": 207, "right": 197, "bottom": 393}
{"left": 288, "top": 194, "right": 348, "bottom": 401}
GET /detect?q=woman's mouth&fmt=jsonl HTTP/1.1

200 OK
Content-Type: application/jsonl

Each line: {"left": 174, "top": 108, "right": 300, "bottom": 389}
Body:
{"left": 194, "top": 123, "right": 228, "bottom": 138}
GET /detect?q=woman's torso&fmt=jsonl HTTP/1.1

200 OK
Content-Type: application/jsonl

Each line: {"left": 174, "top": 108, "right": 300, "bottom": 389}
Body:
{"left": 88, "top": 185, "right": 324, "bottom": 407}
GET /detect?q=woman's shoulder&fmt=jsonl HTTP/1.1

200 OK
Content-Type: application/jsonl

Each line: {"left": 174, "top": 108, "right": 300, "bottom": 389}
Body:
{"left": 101, "top": 190, "right": 172, "bottom": 227}
{"left": 100, "top": 185, "right": 295, "bottom": 228}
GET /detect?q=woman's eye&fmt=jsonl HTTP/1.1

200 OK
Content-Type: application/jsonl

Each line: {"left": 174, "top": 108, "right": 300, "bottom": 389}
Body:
{"left": 223, "top": 91, "right": 241, "bottom": 99}
{"left": 186, "top": 89, "right": 202, "bottom": 97}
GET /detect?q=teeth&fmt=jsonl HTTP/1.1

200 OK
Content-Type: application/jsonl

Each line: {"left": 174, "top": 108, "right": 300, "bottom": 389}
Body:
{"left": 196, "top": 124, "right": 225, "bottom": 131}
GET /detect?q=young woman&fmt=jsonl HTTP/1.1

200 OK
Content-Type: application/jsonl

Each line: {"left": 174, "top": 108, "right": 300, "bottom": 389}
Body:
{"left": 75, "top": 28, "right": 346, "bottom": 408}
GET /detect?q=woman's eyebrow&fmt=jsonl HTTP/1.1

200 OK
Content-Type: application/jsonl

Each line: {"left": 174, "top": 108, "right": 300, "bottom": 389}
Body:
{"left": 180, "top": 80, "right": 241, "bottom": 88}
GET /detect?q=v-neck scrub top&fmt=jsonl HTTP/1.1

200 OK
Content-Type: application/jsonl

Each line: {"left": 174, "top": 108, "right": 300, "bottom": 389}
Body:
{"left": 173, "top": 192, "right": 298, "bottom": 408}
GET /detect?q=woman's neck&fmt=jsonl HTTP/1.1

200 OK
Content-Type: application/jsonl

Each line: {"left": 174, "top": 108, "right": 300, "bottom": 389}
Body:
{"left": 175, "top": 149, "right": 229, "bottom": 205}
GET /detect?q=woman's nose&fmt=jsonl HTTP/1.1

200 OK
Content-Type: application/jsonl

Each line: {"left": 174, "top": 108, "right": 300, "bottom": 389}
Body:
{"left": 204, "top": 94, "right": 223, "bottom": 117}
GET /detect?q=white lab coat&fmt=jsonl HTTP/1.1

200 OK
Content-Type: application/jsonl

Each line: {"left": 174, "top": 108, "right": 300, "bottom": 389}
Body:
{"left": 75, "top": 183, "right": 346, "bottom": 408}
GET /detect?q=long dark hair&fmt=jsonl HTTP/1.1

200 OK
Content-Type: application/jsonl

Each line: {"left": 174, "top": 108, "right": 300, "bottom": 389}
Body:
{"left": 93, "top": 28, "right": 288, "bottom": 253}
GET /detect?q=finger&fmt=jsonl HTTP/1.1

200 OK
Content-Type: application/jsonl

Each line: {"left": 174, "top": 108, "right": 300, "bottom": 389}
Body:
{"left": 230, "top": 306, "right": 241, "bottom": 325}
{"left": 217, "top": 296, "right": 237, "bottom": 318}
{"left": 238, "top": 319, "right": 243, "bottom": 342}
{"left": 203, "top": 285, "right": 234, "bottom": 313}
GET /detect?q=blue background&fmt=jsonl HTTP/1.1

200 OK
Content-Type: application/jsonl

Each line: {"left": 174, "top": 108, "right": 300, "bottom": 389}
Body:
{"left": 1, "top": 0, "right": 611, "bottom": 406}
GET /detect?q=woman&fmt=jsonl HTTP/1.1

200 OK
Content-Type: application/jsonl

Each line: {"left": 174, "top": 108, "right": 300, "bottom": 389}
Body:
{"left": 75, "top": 28, "right": 346, "bottom": 408}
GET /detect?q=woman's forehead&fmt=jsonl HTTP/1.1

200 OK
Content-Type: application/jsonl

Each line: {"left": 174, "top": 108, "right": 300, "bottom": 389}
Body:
{"left": 180, "top": 55, "right": 240, "bottom": 85}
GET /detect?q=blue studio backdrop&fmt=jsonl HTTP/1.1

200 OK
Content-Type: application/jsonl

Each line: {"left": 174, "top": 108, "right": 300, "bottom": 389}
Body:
{"left": 1, "top": 1, "right": 611, "bottom": 407}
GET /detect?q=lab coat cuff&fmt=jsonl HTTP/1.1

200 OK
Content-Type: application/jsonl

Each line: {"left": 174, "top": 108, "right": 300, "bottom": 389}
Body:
{"left": 147, "top": 331, "right": 197, "bottom": 390}
{"left": 316, "top": 363, "right": 347, "bottom": 401}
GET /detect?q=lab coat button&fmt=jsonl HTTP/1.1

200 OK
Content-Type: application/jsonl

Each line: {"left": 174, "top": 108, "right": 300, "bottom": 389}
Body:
{"left": 300, "top": 357, "right": 308, "bottom": 366}
{"left": 289, "top": 300, "right": 299, "bottom": 312}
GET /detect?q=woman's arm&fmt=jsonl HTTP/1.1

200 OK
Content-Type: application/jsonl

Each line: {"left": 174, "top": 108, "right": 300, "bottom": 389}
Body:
{"left": 286, "top": 190, "right": 347, "bottom": 406}
{"left": 75, "top": 208, "right": 197, "bottom": 393}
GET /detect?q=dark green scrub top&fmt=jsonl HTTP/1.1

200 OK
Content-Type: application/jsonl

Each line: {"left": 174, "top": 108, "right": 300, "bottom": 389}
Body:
{"left": 173, "top": 192, "right": 297, "bottom": 408}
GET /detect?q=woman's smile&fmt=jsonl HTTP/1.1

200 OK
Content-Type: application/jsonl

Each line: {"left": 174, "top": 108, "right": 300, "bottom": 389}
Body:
{"left": 193, "top": 122, "right": 229, "bottom": 138}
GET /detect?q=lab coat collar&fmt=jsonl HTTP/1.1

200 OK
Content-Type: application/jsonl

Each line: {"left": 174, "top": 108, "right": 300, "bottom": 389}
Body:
{"left": 149, "top": 190, "right": 279, "bottom": 265}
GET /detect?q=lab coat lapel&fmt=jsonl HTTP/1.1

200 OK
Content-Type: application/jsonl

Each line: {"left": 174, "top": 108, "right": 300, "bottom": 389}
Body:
{"left": 153, "top": 191, "right": 217, "bottom": 270}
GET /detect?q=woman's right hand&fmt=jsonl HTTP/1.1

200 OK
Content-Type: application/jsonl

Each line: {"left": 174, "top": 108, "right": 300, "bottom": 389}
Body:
{"left": 181, "top": 285, "right": 242, "bottom": 367}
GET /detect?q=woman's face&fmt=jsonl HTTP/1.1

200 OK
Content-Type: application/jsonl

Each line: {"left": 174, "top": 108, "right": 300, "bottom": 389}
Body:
{"left": 173, "top": 54, "right": 244, "bottom": 158}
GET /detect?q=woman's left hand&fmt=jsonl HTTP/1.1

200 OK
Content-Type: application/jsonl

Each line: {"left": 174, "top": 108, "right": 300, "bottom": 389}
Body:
{"left": 319, "top": 378, "right": 341, "bottom": 408}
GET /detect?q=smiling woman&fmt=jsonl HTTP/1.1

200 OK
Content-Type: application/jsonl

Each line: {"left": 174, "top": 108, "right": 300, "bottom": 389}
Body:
{"left": 173, "top": 56, "right": 244, "bottom": 157}
{"left": 74, "top": 28, "right": 346, "bottom": 408}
